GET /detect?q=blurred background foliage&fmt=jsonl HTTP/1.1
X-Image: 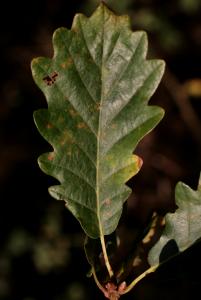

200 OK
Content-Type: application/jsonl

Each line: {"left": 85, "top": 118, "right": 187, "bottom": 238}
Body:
{"left": 0, "top": 0, "right": 201, "bottom": 299}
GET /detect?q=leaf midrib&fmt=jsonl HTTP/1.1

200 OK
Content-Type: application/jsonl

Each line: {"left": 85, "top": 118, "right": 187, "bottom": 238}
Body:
{"left": 96, "top": 6, "right": 105, "bottom": 236}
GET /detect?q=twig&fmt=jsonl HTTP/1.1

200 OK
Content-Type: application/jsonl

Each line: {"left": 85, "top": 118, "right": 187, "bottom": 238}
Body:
{"left": 121, "top": 265, "right": 158, "bottom": 294}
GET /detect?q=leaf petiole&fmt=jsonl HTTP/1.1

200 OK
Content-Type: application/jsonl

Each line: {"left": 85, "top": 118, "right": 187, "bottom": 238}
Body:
{"left": 92, "top": 267, "right": 107, "bottom": 295}
{"left": 100, "top": 233, "right": 114, "bottom": 278}
{"left": 121, "top": 265, "right": 158, "bottom": 294}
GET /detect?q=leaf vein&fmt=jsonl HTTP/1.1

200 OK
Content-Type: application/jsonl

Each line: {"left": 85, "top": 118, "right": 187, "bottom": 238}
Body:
{"left": 42, "top": 159, "right": 96, "bottom": 191}
{"left": 105, "top": 31, "right": 121, "bottom": 62}
{"left": 69, "top": 51, "right": 99, "bottom": 105}
{"left": 104, "top": 33, "right": 144, "bottom": 100}
{"left": 102, "top": 113, "right": 159, "bottom": 158}
{"left": 78, "top": 17, "right": 100, "bottom": 68}
{"left": 35, "top": 63, "right": 97, "bottom": 136}
{"left": 100, "top": 190, "right": 129, "bottom": 209}
{"left": 59, "top": 31, "right": 99, "bottom": 105}
{"left": 100, "top": 161, "right": 135, "bottom": 184}
{"left": 67, "top": 197, "right": 97, "bottom": 213}
{"left": 105, "top": 65, "right": 161, "bottom": 129}
{"left": 49, "top": 113, "right": 96, "bottom": 166}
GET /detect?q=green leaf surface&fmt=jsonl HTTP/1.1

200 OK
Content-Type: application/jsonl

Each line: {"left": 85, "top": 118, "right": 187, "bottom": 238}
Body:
{"left": 31, "top": 3, "right": 165, "bottom": 239}
{"left": 148, "top": 175, "right": 201, "bottom": 266}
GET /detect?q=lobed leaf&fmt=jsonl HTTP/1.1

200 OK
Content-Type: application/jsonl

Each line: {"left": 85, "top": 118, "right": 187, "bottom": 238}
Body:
{"left": 148, "top": 174, "right": 201, "bottom": 266}
{"left": 31, "top": 3, "right": 165, "bottom": 239}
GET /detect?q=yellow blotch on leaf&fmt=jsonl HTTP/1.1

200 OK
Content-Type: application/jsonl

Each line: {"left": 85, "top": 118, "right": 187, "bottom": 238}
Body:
{"left": 69, "top": 108, "right": 78, "bottom": 117}
{"left": 61, "top": 58, "right": 73, "bottom": 69}
{"left": 60, "top": 131, "right": 74, "bottom": 145}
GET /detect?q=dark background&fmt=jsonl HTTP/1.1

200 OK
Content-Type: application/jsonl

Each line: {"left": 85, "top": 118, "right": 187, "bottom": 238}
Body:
{"left": 0, "top": 0, "right": 201, "bottom": 299}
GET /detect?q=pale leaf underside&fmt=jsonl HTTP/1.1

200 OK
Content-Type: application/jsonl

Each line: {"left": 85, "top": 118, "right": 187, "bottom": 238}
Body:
{"left": 148, "top": 175, "right": 201, "bottom": 266}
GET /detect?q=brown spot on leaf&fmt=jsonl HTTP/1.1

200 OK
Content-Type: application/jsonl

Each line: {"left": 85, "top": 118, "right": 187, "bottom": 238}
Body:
{"left": 61, "top": 58, "right": 73, "bottom": 69}
{"left": 137, "top": 156, "right": 143, "bottom": 169}
{"left": 47, "top": 153, "right": 54, "bottom": 161}
{"left": 43, "top": 71, "right": 58, "bottom": 86}
{"left": 46, "top": 123, "right": 53, "bottom": 129}
{"left": 69, "top": 108, "right": 78, "bottom": 117}
{"left": 111, "top": 123, "right": 117, "bottom": 129}
{"left": 77, "top": 122, "right": 87, "bottom": 129}
{"left": 60, "top": 131, "right": 74, "bottom": 145}
{"left": 104, "top": 198, "right": 111, "bottom": 206}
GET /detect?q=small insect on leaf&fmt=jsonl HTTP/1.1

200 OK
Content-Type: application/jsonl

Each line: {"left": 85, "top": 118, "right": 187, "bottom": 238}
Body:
{"left": 43, "top": 71, "right": 58, "bottom": 86}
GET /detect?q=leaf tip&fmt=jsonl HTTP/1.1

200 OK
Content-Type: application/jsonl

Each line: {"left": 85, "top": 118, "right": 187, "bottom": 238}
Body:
{"left": 52, "top": 26, "right": 67, "bottom": 44}
{"left": 158, "top": 59, "right": 166, "bottom": 76}
{"left": 31, "top": 57, "right": 45, "bottom": 70}
{"left": 160, "top": 107, "right": 165, "bottom": 119}
{"left": 48, "top": 185, "right": 63, "bottom": 201}
{"left": 53, "top": 26, "right": 67, "bottom": 37}
{"left": 94, "top": 0, "right": 116, "bottom": 18}
{"left": 99, "top": 1, "right": 110, "bottom": 9}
